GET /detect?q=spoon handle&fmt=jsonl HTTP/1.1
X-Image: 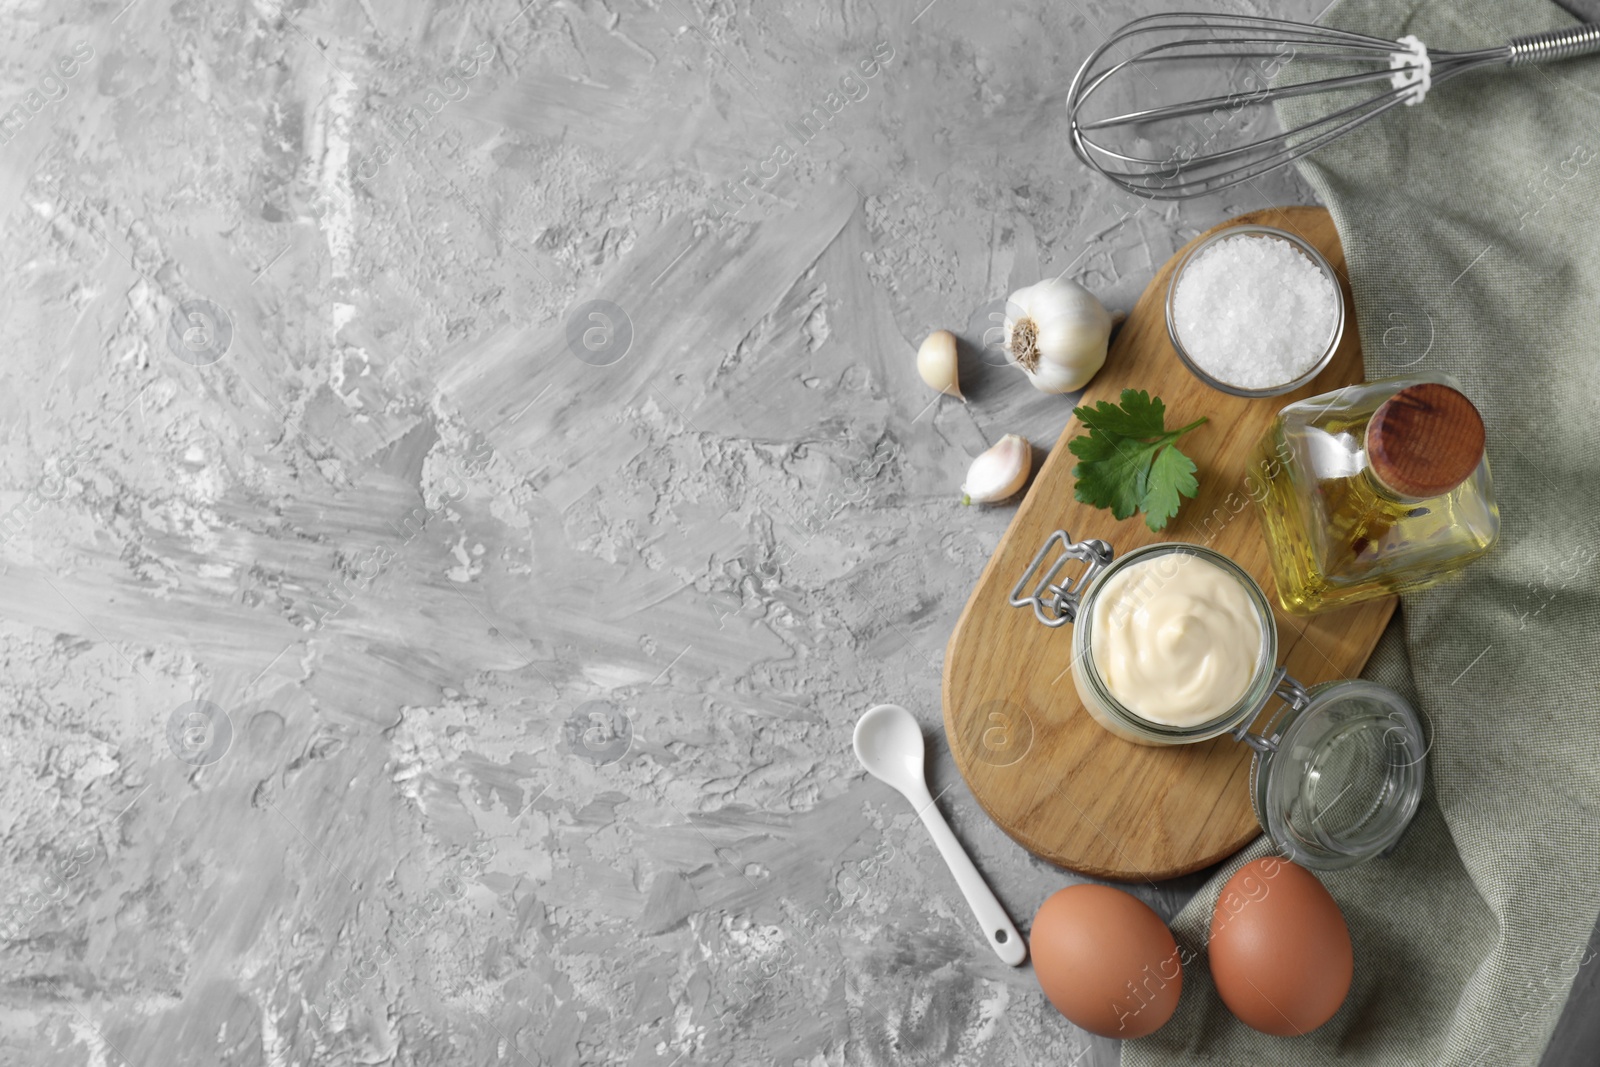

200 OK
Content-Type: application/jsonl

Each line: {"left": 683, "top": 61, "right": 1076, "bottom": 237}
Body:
{"left": 912, "top": 792, "right": 1027, "bottom": 966}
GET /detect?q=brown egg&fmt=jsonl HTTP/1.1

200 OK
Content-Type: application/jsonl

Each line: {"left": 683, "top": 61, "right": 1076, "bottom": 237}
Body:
{"left": 1208, "top": 857, "right": 1353, "bottom": 1036}
{"left": 1031, "top": 884, "right": 1183, "bottom": 1038}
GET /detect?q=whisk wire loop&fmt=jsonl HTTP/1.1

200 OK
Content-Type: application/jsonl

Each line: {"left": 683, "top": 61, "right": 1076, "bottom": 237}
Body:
{"left": 1067, "top": 12, "right": 1600, "bottom": 199}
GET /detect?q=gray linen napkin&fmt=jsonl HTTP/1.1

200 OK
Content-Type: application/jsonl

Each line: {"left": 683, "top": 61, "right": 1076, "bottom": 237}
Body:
{"left": 1124, "top": 1, "right": 1600, "bottom": 1063}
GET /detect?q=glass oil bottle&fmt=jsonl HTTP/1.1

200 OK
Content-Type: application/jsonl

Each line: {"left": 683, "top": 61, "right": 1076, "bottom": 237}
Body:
{"left": 1253, "top": 374, "right": 1499, "bottom": 614}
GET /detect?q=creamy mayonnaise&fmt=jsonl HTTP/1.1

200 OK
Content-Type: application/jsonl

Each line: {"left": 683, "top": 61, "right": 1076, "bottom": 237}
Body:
{"left": 1087, "top": 552, "right": 1264, "bottom": 727}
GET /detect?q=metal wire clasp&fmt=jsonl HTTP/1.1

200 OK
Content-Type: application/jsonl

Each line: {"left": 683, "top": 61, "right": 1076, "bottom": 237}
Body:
{"left": 1232, "top": 667, "right": 1311, "bottom": 754}
{"left": 1008, "top": 530, "right": 1114, "bottom": 627}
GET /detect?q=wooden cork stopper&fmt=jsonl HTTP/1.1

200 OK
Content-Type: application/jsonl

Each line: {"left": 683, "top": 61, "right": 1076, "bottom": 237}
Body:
{"left": 1367, "top": 383, "right": 1485, "bottom": 499}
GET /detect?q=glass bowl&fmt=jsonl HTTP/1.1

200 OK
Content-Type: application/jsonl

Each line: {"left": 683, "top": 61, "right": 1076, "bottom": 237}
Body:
{"left": 1164, "top": 224, "right": 1346, "bottom": 399}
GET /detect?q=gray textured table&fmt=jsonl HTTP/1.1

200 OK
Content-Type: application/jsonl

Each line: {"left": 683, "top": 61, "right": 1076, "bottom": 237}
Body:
{"left": 0, "top": 0, "right": 1593, "bottom": 1064}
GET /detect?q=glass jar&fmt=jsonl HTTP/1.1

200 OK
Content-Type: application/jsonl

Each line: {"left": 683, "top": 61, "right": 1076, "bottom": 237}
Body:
{"left": 1010, "top": 530, "right": 1426, "bottom": 869}
{"left": 1252, "top": 373, "right": 1500, "bottom": 614}
{"left": 1067, "top": 543, "right": 1279, "bottom": 745}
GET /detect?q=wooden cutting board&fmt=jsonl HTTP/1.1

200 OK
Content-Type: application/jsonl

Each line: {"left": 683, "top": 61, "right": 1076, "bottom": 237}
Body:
{"left": 941, "top": 206, "right": 1396, "bottom": 882}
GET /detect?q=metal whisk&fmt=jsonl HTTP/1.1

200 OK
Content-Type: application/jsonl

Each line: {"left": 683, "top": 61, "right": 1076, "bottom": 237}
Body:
{"left": 1067, "top": 13, "right": 1600, "bottom": 199}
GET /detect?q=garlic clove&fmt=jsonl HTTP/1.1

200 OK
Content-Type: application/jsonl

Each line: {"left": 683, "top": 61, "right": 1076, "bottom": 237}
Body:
{"left": 962, "top": 433, "right": 1033, "bottom": 505}
{"left": 1003, "top": 278, "right": 1112, "bottom": 395}
{"left": 917, "top": 329, "right": 964, "bottom": 399}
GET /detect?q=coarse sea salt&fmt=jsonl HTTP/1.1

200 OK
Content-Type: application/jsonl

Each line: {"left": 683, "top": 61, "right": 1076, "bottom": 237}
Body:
{"left": 1172, "top": 234, "right": 1338, "bottom": 391}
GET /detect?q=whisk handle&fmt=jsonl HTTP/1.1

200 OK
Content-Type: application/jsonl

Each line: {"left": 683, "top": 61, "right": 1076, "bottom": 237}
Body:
{"left": 1507, "top": 23, "right": 1600, "bottom": 66}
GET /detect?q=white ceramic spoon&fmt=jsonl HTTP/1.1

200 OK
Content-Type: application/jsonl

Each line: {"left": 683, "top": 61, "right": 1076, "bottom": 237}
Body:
{"left": 852, "top": 703, "right": 1027, "bottom": 966}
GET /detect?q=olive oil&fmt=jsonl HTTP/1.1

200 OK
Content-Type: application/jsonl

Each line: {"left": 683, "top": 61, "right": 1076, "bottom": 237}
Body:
{"left": 1253, "top": 376, "right": 1499, "bottom": 614}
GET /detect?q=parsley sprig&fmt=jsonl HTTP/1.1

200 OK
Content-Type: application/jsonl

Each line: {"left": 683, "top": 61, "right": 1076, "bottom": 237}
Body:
{"left": 1067, "top": 389, "right": 1207, "bottom": 532}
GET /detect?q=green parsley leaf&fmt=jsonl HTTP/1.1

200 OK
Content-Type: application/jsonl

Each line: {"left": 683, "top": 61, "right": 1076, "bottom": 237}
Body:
{"left": 1073, "top": 389, "right": 1169, "bottom": 438}
{"left": 1143, "top": 441, "right": 1201, "bottom": 532}
{"left": 1068, "top": 389, "right": 1207, "bottom": 532}
{"left": 1068, "top": 426, "right": 1149, "bottom": 521}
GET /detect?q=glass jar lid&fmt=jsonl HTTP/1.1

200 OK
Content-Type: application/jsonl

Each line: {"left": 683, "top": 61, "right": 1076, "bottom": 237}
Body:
{"left": 1240, "top": 674, "right": 1426, "bottom": 870}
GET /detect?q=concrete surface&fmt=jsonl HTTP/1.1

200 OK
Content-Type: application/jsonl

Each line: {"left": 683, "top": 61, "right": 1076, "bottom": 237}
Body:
{"left": 0, "top": 0, "right": 1594, "bottom": 1064}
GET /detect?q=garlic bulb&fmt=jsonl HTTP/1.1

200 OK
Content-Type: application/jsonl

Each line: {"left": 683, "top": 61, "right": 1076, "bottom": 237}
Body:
{"left": 917, "top": 329, "right": 963, "bottom": 399}
{"left": 962, "top": 434, "right": 1032, "bottom": 505}
{"left": 1003, "top": 278, "right": 1112, "bottom": 394}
